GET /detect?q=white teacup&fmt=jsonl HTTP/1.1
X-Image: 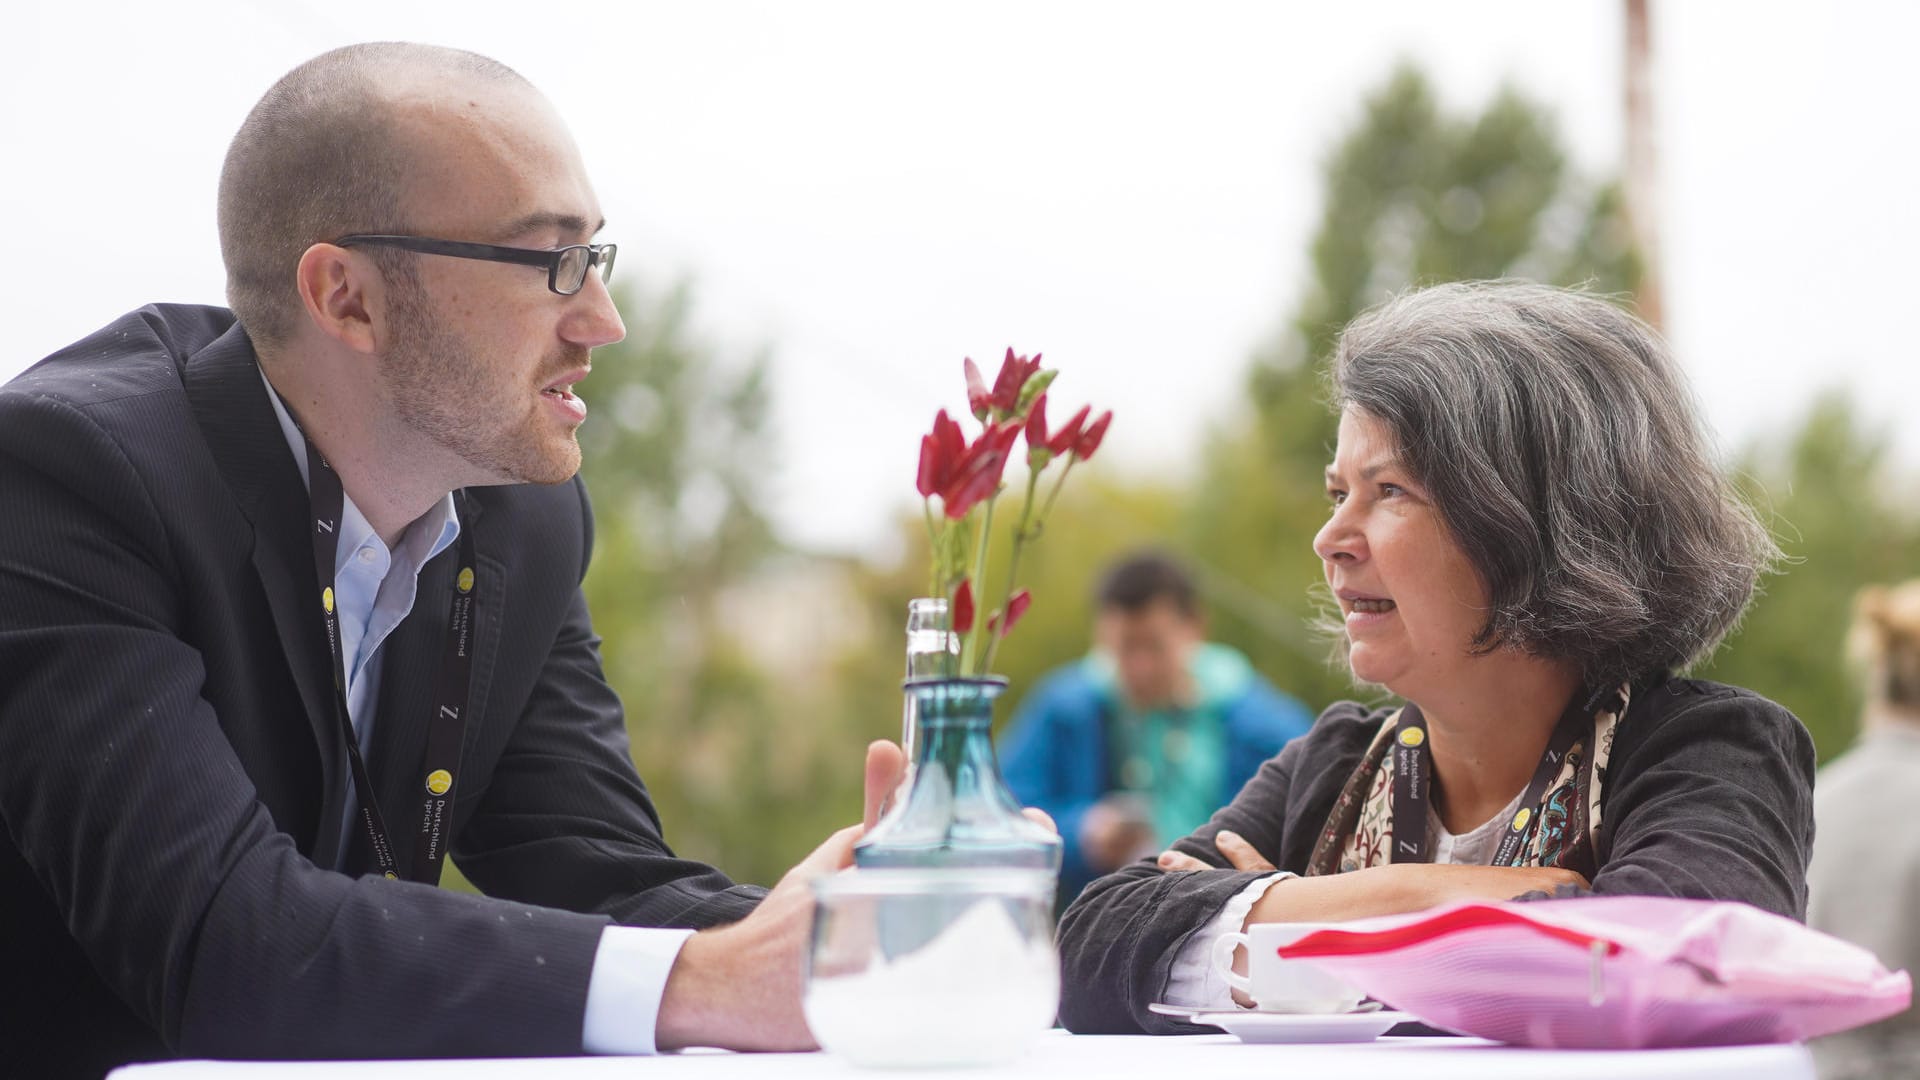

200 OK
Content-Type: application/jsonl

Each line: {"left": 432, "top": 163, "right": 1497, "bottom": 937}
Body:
{"left": 1211, "top": 922, "right": 1365, "bottom": 1014}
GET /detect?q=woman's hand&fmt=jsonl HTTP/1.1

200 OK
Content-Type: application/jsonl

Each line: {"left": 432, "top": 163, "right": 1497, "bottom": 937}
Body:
{"left": 1155, "top": 830, "right": 1276, "bottom": 874}
{"left": 1154, "top": 829, "right": 1589, "bottom": 923}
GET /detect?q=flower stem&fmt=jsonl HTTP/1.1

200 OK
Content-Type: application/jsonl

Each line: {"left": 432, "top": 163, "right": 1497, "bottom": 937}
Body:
{"left": 983, "top": 466, "right": 1043, "bottom": 673}
{"left": 961, "top": 496, "right": 996, "bottom": 674}
{"left": 1037, "top": 458, "right": 1076, "bottom": 528}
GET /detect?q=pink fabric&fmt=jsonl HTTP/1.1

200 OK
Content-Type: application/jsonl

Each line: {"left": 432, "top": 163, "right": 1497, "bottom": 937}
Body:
{"left": 1275, "top": 896, "right": 1911, "bottom": 1049}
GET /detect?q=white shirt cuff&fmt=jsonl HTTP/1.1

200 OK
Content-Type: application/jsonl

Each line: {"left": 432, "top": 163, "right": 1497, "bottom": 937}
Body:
{"left": 1161, "top": 872, "right": 1295, "bottom": 1010}
{"left": 581, "top": 925, "right": 696, "bottom": 1054}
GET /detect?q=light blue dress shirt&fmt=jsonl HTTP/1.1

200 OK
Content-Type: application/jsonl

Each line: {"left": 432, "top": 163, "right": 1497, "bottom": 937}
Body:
{"left": 260, "top": 369, "right": 689, "bottom": 1054}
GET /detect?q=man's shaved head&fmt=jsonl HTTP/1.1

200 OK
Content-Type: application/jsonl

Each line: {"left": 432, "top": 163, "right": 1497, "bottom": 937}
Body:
{"left": 217, "top": 43, "right": 532, "bottom": 348}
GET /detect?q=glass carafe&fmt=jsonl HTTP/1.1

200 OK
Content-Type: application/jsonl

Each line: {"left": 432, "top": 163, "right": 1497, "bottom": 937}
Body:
{"left": 856, "top": 672, "right": 1063, "bottom": 875}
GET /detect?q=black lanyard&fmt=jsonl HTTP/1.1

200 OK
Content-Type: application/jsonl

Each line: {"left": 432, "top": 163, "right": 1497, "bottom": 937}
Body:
{"left": 304, "top": 436, "right": 477, "bottom": 884}
{"left": 1389, "top": 697, "right": 1588, "bottom": 866}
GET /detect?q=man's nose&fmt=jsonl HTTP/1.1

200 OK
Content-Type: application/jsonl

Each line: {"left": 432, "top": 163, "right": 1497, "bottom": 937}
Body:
{"left": 563, "top": 271, "right": 626, "bottom": 348}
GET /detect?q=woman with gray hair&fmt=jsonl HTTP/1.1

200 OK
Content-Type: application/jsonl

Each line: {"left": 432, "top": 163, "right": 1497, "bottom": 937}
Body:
{"left": 1055, "top": 280, "right": 1814, "bottom": 1034}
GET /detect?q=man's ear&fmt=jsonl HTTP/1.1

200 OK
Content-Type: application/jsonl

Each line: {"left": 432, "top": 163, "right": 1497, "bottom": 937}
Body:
{"left": 294, "top": 242, "right": 380, "bottom": 355}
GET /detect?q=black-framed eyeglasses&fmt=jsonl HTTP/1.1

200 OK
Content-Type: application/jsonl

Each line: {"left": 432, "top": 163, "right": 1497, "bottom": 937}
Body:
{"left": 334, "top": 234, "right": 617, "bottom": 296}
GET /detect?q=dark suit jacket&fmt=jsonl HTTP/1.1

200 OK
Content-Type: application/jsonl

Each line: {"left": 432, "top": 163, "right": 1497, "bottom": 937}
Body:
{"left": 0, "top": 305, "right": 765, "bottom": 1076}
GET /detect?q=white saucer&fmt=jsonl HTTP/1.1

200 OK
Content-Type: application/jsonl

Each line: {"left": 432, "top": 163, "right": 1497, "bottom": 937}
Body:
{"left": 1149, "top": 1003, "right": 1412, "bottom": 1044}
{"left": 1148, "top": 1000, "right": 1383, "bottom": 1022}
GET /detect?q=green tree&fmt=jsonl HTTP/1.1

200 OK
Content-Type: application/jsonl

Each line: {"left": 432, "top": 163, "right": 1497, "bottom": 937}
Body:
{"left": 1250, "top": 64, "right": 1639, "bottom": 470}
{"left": 1702, "top": 393, "right": 1920, "bottom": 760}
{"left": 570, "top": 278, "right": 866, "bottom": 885}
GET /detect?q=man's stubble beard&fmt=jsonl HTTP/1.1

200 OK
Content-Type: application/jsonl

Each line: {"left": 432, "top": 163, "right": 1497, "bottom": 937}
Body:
{"left": 380, "top": 272, "right": 584, "bottom": 486}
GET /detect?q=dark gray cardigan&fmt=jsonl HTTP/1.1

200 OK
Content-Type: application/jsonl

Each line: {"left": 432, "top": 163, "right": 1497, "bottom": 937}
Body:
{"left": 1054, "top": 676, "right": 1817, "bottom": 1034}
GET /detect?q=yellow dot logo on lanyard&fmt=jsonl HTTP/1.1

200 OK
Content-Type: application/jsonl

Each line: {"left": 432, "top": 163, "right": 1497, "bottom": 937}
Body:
{"left": 426, "top": 769, "right": 454, "bottom": 796}
{"left": 383, "top": 870, "right": 398, "bottom": 880}
{"left": 322, "top": 586, "right": 335, "bottom": 613}
{"left": 1511, "top": 806, "right": 1533, "bottom": 832}
{"left": 1397, "top": 726, "right": 1425, "bottom": 748}
{"left": 457, "top": 567, "right": 475, "bottom": 594}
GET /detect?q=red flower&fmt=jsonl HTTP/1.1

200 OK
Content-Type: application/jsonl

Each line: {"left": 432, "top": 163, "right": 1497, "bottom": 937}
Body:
{"left": 917, "top": 345, "right": 1112, "bottom": 675}
{"left": 963, "top": 358, "right": 992, "bottom": 422}
{"left": 990, "top": 589, "right": 1031, "bottom": 638}
{"left": 983, "top": 348, "right": 1042, "bottom": 419}
{"left": 952, "top": 579, "right": 975, "bottom": 635}
{"left": 1024, "top": 394, "right": 1049, "bottom": 450}
{"left": 916, "top": 409, "right": 968, "bottom": 498}
{"left": 1071, "top": 410, "right": 1113, "bottom": 461}
{"left": 1024, "top": 395, "right": 1092, "bottom": 468}
{"left": 939, "top": 421, "right": 1021, "bottom": 519}
{"left": 1050, "top": 406, "right": 1090, "bottom": 456}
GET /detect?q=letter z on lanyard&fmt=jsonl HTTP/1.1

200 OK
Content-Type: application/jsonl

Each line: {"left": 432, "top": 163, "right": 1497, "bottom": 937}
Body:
{"left": 305, "top": 437, "right": 475, "bottom": 883}
{"left": 1390, "top": 700, "right": 1586, "bottom": 867}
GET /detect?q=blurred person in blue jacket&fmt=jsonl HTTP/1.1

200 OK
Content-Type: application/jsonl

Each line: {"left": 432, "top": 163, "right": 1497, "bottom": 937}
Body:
{"left": 1000, "top": 550, "right": 1313, "bottom": 904}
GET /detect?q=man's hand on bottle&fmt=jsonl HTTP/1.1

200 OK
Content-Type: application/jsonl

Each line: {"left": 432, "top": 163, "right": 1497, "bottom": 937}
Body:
{"left": 655, "top": 741, "right": 906, "bottom": 1051}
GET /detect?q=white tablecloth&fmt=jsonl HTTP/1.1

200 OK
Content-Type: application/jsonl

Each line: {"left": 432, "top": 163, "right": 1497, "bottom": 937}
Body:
{"left": 109, "top": 1030, "right": 1814, "bottom": 1080}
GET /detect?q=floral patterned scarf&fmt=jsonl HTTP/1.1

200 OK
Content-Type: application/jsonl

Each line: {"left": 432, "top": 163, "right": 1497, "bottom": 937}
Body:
{"left": 1306, "top": 685, "right": 1628, "bottom": 878}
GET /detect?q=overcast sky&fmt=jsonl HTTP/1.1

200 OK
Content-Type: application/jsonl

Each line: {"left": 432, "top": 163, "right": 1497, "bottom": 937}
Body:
{"left": 5, "top": 1, "right": 1915, "bottom": 554}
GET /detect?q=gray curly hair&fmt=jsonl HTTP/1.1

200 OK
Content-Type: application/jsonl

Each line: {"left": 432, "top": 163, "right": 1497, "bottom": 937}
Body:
{"left": 1327, "top": 279, "right": 1779, "bottom": 690}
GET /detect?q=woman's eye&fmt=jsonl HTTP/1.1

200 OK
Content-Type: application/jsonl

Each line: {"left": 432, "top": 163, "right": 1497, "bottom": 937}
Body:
{"left": 1379, "top": 483, "right": 1405, "bottom": 498}
{"left": 1326, "top": 489, "right": 1347, "bottom": 507}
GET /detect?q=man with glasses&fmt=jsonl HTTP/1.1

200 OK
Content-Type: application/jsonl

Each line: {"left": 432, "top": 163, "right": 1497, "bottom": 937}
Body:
{"left": 0, "top": 42, "right": 903, "bottom": 1073}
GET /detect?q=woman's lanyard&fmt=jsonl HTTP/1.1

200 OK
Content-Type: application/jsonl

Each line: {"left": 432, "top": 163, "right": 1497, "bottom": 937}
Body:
{"left": 304, "top": 436, "right": 476, "bottom": 884}
{"left": 1390, "top": 698, "right": 1587, "bottom": 867}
